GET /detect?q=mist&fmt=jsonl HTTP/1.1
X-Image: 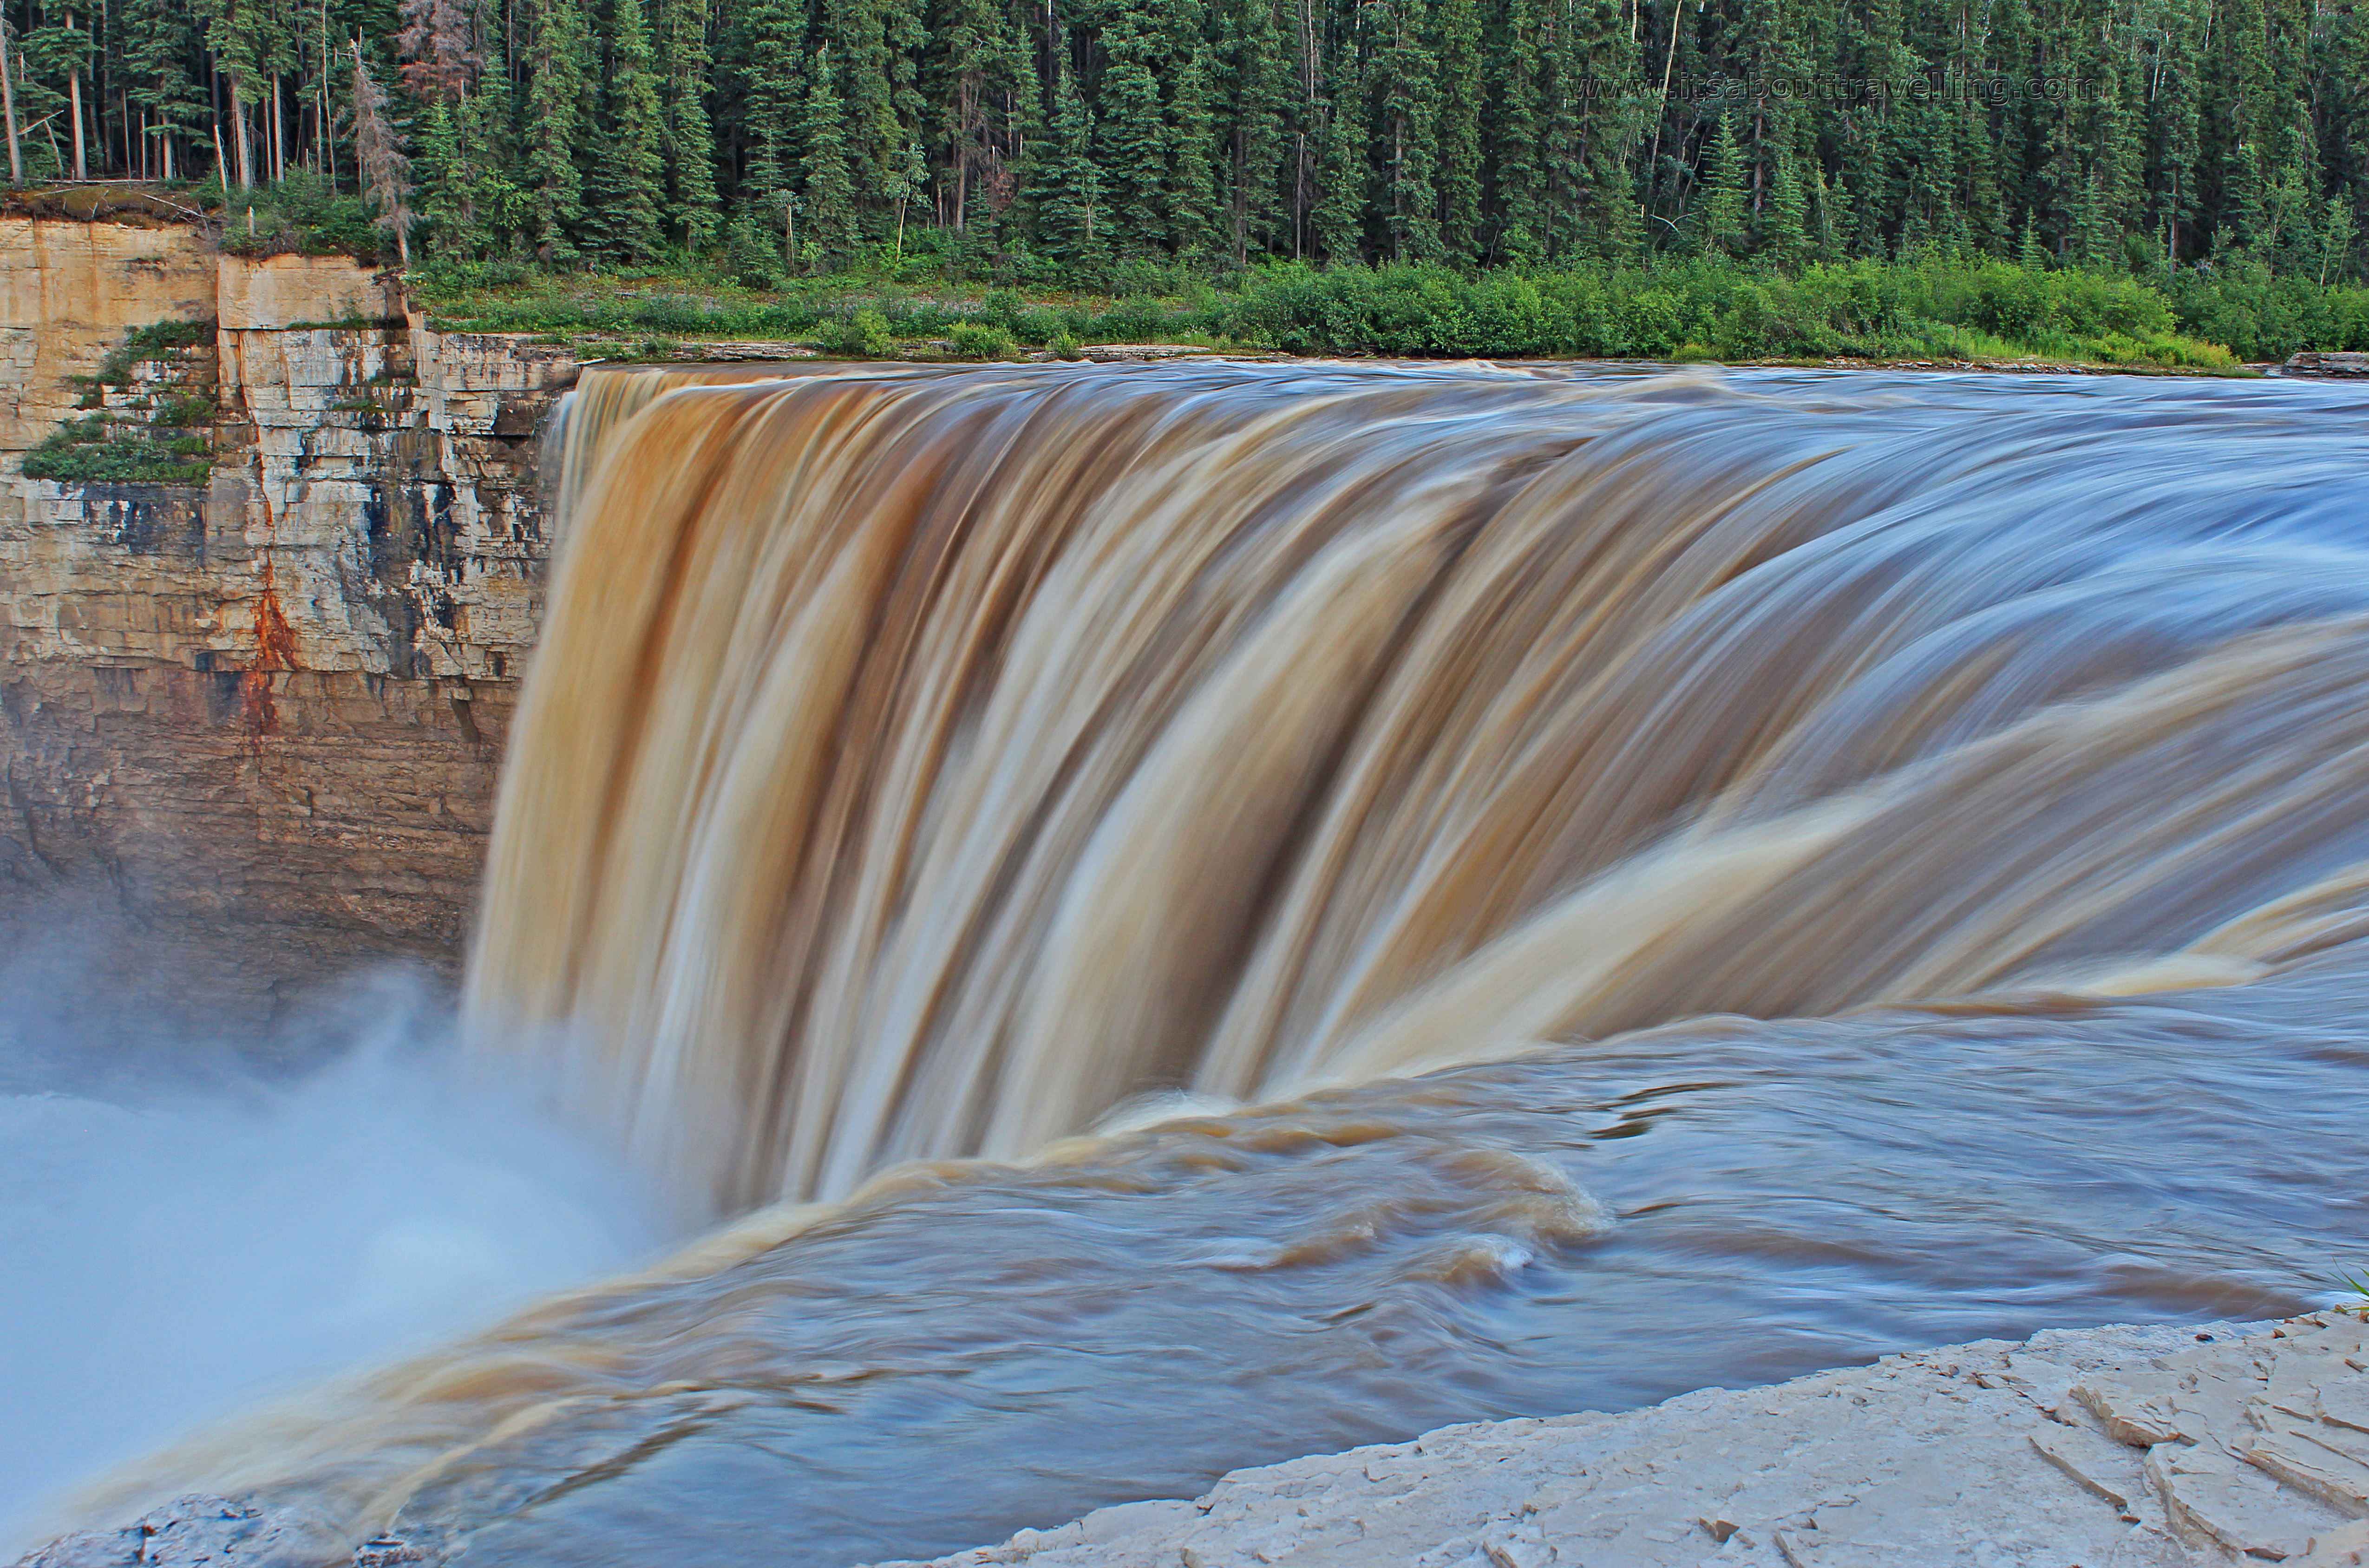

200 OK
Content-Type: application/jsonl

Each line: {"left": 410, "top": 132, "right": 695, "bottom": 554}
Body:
{"left": 0, "top": 920, "right": 668, "bottom": 1552}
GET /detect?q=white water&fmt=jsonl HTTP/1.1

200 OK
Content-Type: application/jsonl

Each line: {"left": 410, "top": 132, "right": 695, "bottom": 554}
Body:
{"left": 0, "top": 964, "right": 665, "bottom": 1550}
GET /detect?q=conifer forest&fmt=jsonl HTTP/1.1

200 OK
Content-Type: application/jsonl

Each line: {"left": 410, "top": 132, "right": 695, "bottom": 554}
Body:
{"left": 2, "top": 0, "right": 2366, "bottom": 323}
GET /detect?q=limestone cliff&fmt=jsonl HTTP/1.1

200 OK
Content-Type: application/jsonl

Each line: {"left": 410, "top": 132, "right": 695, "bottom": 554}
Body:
{"left": 0, "top": 217, "right": 576, "bottom": 1013}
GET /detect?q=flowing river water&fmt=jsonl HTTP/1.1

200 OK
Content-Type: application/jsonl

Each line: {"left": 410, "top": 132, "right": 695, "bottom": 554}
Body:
{"left": 41, "top": 363, "right": 2369, "bottom": 1567}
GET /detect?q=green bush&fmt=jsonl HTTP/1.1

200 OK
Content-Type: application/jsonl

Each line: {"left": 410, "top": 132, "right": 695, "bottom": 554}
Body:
{"left": 23, "top": 417, "right": 209, "bottom": 484}
{"left": 151, "top": 393, "right": 216, "bottom": 428}
{"left": 843, "top": 309, "right": 896, "bottom": 357}
{"left": 947, "top": 321, "right": 1018, "bottom": 359}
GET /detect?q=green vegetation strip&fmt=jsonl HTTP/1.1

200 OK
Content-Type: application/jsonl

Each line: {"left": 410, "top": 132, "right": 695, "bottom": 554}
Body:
{"left": 401, "top": 254, "right": 2369, "bottom": 371}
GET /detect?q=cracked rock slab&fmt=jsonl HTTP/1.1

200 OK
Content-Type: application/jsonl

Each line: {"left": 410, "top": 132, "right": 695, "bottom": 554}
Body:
{"left": 875, "top": 1314, "right": 2369, "bottom": 1568}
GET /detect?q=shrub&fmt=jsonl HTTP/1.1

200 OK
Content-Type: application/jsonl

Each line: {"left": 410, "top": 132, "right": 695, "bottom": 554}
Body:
{"left": 843, "top": 309, "right": 896, "bottom": 357}
{"left": 23, "top": 418, "right": 210, "bottom": 484}
{"left": 948, "top": 321, "right": 1018, "bottom": 359}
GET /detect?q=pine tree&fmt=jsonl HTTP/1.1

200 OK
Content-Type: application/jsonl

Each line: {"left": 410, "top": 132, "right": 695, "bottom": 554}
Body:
{"left": 524, "top": 0, "right": 592, "bottom": 258}
{"left": 1310, "top": 41, "right": 1368, "bottom": 262}
{"left": 1028, "top": 47, "right": 1106, "bottom": 270}
{"left": 1097, "top": 11, "right": 1171, "bottom": 256}
{"left": 798, "top": 42, "right": 858, "bottom": 263}
{"left": 657, "top": 0, "right": 720, "bottom": 244}
{"left": 1170, "top": 42, "right": 1224, "bottom": 262}
{"left": 1693, "top": 110, "right": 1747, "bottom": 254}
{"left": 1224, "top": 0, "right": 1288, "bottom": 263}
{"left": 1434, "top": 0, "right": 1483, "bottom": 260}
{"left": 596, "top": 0, "right": 667, "bottom": 260}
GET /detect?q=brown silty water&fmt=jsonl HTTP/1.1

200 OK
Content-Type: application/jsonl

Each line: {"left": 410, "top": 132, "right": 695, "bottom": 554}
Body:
{"left": 48, "top": 363, "right": 2369, "bottom": 1566}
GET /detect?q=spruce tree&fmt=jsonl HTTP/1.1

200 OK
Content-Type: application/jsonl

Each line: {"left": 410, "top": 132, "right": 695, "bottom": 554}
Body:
{"left": 1028, "top": 48, "right": 1107, "bottom": 271}
{"left": 1310, "top": 42, "right": 1368, "bottom": 262}
{"left": 1170, "top": 42, "right": 1225, "bottom": 263}
{"left": 597, "top": 0, "right": 667, "bottom": 261}
{"left": 1096, "top": 11, "right": 1171, "bottom": 257}
{"left": 657, "top": 0, "right": 721, "bottom": 244}
{"left": 732, "top": 0, "right": 804, "bottom": 209}
{"left": 1434, "top": 0, "right": 1483, "bottom": 260}
{"left": 415, "top": 99, "right": 468, "bottom": 241}
{"left": 798, "top": 43, "right": 859, "bottom": 263}
{"left": 1570, "top": 0, "right": 1640, "bottom": 259}
{"left": 1487, "top": 0, "right": 1545, "bottom": 262}
{"left": 1693, "top": 110, "right": 1747, "bottom": 254}
{"left": 353, "top": 42, "right": 414, "bottom": 265}
{"left": 524, "top": 0, "right": 593, "bottom": 259}
{"left": 1373, "top": 0, "right": 1442, "bottom": 260}
{"left": 1762, "top": 143, "right": 1806, "bottom": 265}
{"left": 1224, "top": 0, "right": 1288, "bottom": 263}
{"left": 935, "top": 0, "right": 1038, "bottom": 237}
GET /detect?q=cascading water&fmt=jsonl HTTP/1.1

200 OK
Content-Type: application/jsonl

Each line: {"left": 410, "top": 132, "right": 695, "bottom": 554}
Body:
{"left": 38, "top": 363, "right": 2369, "bottom": 1568}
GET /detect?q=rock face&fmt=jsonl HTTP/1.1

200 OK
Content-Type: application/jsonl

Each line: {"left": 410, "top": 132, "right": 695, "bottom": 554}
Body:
{"left": 881, "top": 1313, "right": 2369, "bottom": 1568}
{"left": 0, "top": 218, "right": 576, "bottom": 1014}
{"left": 2281, "top": 351, "right": 2369, "bottom": 377}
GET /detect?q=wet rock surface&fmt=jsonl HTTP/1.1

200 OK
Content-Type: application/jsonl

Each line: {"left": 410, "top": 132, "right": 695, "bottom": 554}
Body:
{"left": 882, "top": 1313, "right": 2369, "bottom": 1568}
{"left": 17, "top": 1495, "right": 349, "bottom": 1568}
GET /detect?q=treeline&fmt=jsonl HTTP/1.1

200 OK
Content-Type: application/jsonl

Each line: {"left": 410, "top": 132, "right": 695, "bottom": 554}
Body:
{"left": 1, "top": 0, "right": 2364, "bottom": 284}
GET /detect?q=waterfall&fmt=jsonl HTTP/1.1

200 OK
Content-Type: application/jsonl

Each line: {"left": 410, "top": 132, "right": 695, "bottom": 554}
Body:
{"left": 39, "top": 363, "right": 2369, "bottom": 1568}
{"left": 470, "top": 361, "right": 2369, "bottom": 1216}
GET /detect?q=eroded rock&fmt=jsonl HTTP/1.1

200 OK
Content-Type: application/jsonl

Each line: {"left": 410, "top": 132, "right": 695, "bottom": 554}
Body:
{"left": 877, "top": 1313, "right": 2369, "bottom": 1568}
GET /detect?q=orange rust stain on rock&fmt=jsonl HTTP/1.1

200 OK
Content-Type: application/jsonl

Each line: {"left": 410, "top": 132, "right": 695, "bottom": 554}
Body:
{"left": 240, "top": 552, "right": 302, "bottom": 744}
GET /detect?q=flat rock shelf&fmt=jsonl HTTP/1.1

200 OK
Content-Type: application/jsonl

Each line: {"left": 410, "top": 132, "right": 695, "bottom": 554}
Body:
{"left": 874, "top": 1313, "right": 2369, "bottom": 1568}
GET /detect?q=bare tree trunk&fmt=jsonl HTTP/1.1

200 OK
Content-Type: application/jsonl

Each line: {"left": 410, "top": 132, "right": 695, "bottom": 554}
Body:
{"left": 1645, "top": 0, "right": 1685, "bottom": 219}
{"left": 271, "top": 73, "right": 284, "bottom": 183}
{"left": 0, "top": 22, "right": 24, "bottom": 185}
{"left": 70, "top": 74, "right": 87, "bottom": 177}
{"left": 68, "top": 13, "right": 88, "bottom": 179}
{"left": 230, "top": 77, "right": 254, "bottom": 188}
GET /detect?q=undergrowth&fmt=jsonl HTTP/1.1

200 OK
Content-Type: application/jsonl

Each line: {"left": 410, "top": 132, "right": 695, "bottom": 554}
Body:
{"left": 407, "top": 254, "right": 2276, "bottom": 372}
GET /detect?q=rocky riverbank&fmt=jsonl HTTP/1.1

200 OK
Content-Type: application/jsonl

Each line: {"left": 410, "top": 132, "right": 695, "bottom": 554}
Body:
{"left": 877, "top": 1312, "right": 2369, "bottom": 1568}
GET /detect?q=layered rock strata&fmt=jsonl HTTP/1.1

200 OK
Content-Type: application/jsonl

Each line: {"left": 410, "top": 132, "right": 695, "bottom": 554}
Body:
{"left": 886, "top": 1312, "right": 2369, "bottom": 1568}
{"left": 0, "top": 218, "right": 576, "bottom": 1015}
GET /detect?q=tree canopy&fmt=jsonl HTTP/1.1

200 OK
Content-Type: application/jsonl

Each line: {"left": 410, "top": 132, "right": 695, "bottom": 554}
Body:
{"left": 0, "top": 0, "right": 2362, "bottom": 283}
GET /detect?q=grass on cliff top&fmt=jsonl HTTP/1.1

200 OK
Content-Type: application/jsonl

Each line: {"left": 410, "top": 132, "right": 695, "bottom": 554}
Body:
{"left": 404, "top": 254, "right": 2280, "bottom": 373}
